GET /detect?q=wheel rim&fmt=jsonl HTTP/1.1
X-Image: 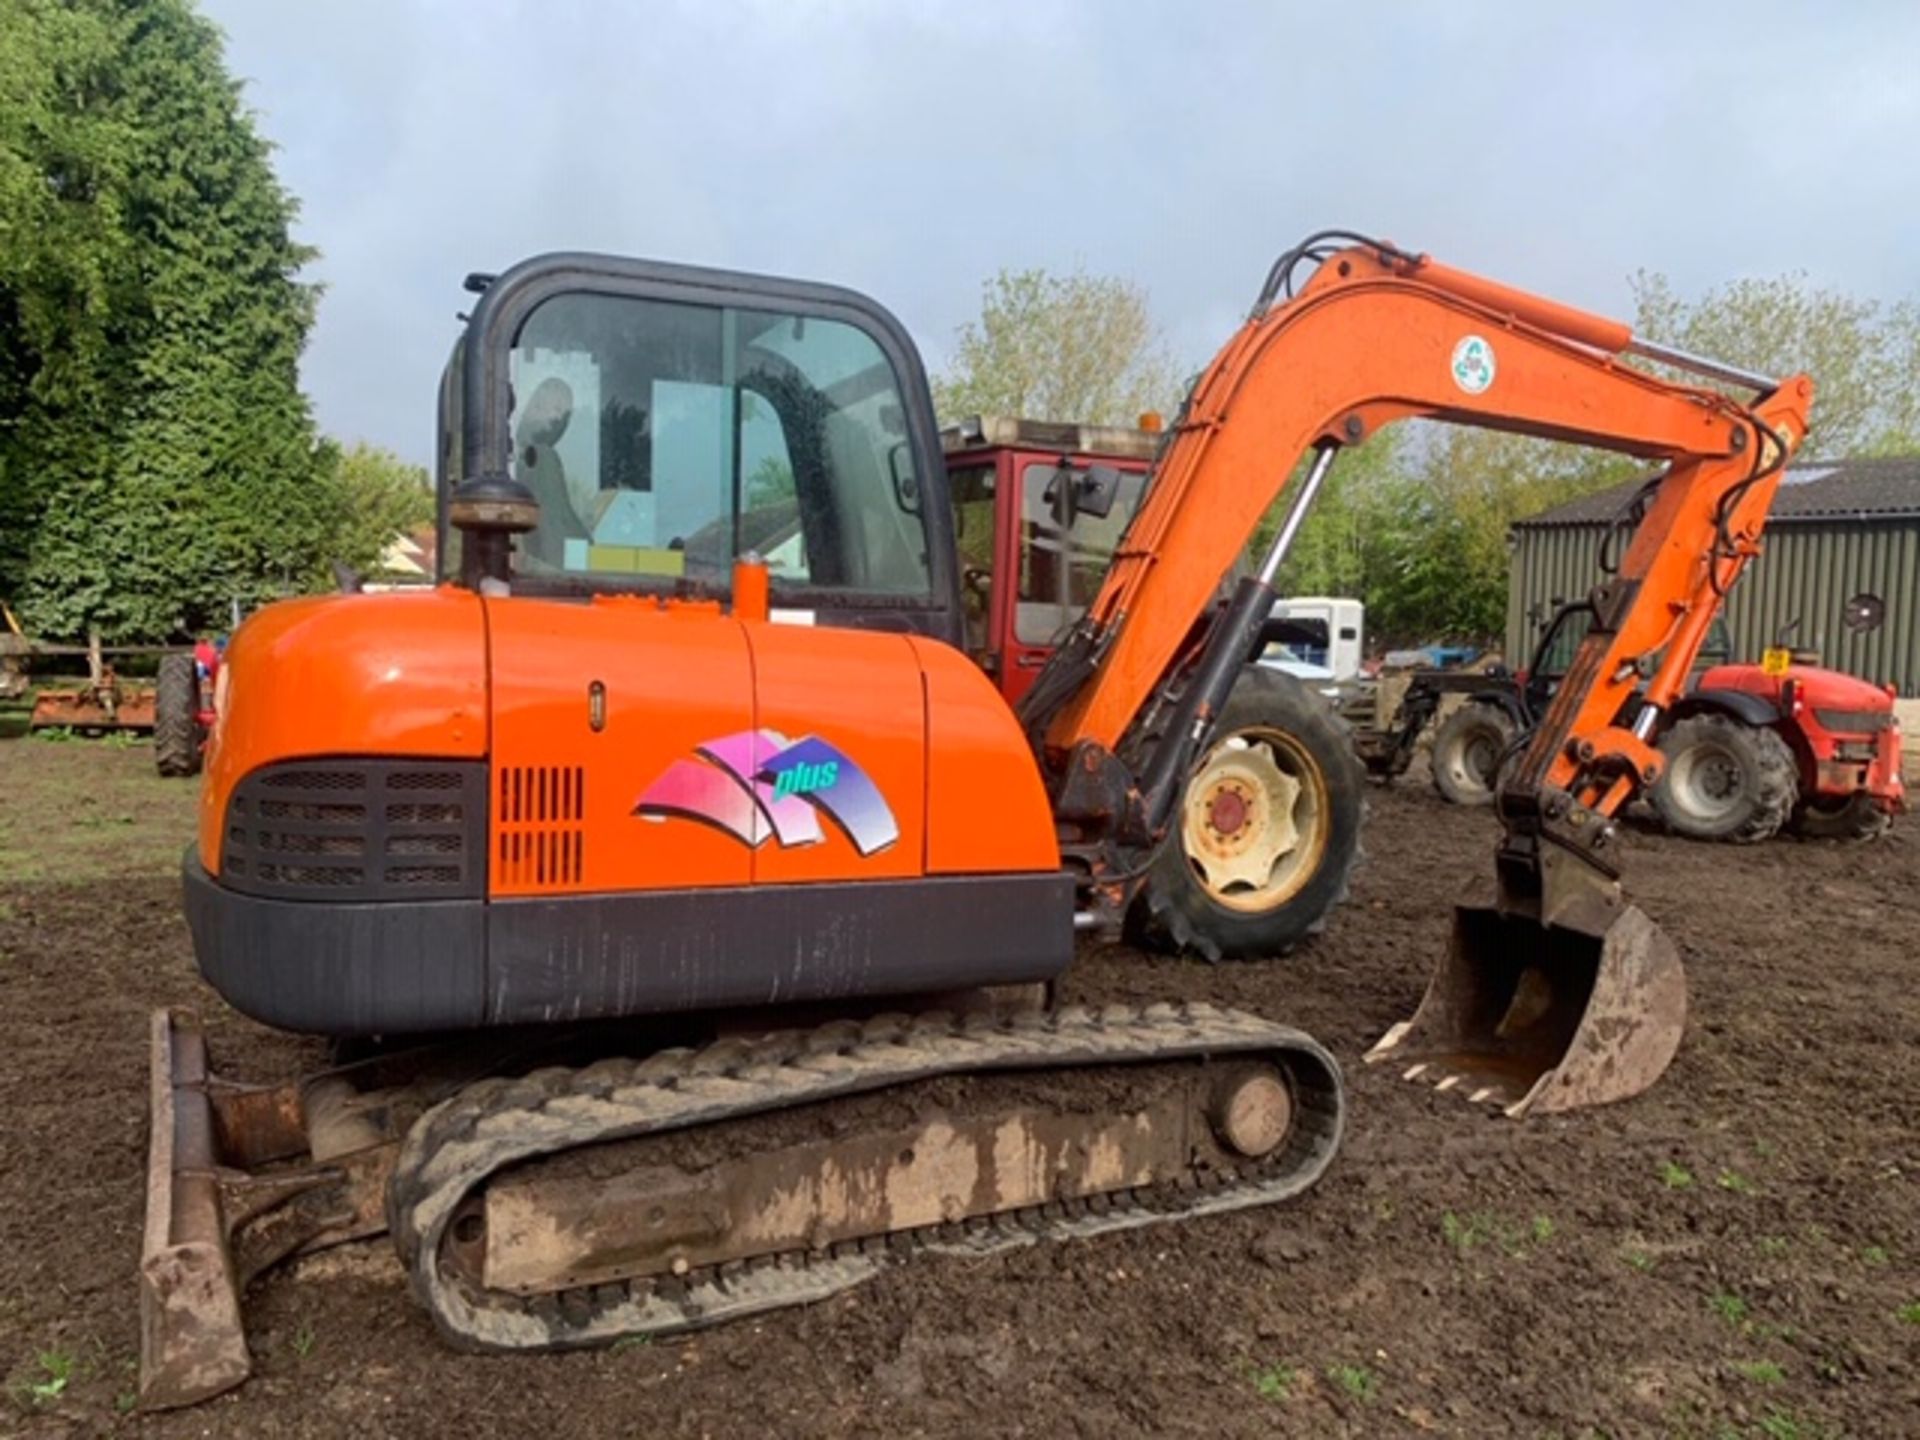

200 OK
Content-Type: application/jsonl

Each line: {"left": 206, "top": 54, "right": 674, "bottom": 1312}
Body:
{"left": 1458, "top": 730, "right": 1500, "bottom": 788}
{"left": 1180, "top": 726, "right": 1330, "bottom": 913}
{"left": 1438, "top": 719, "right": 1504, "bottom": 795}
{"left": 1667, "top": 741, "right": 1746, "bottom": 822}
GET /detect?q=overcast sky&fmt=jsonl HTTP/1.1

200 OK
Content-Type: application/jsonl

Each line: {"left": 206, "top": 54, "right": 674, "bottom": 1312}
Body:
{"left": 200, "top": 0, "right": 1920, "bottom": 468}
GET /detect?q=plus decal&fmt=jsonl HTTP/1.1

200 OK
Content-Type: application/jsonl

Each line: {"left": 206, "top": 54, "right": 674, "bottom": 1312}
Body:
{"left": 633, "top": 730, "right": 899, "bottom": 856}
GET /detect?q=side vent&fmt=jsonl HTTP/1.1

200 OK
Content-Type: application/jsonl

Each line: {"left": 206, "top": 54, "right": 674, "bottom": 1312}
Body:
{"left": 496, "top": 765, "right": 587, "bottom": 890}
{"left": 221, "top": 760, "right": 486, "bottom": 900}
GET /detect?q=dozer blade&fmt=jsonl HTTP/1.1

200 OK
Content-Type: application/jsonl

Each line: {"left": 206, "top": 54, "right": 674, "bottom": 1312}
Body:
{"left": 138, "top": 1009, "right": 404, "bottom": 1410}
{"left": 1364, "top": 900, "right": 1686, "bottom": 1118}
{"left": 139, "top": 1009, "right": 251, "bottom": 1410}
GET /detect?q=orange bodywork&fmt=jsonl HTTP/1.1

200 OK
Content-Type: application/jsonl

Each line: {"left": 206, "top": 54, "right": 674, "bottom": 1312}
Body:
{"left": 198, "top": 588, "right": 488, "bottom": 871}
{"left": 200, "top": 587, "right": 1057, "bottom": 893}
{"left": 1049, "top": 245, "right": 1812, "bottom": 823}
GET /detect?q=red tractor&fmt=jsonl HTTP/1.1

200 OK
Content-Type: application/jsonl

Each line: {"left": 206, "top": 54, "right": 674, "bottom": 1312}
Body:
{"left": 1428, "top": 602, "right": 1903, "bottom": 843}
{"left": 1652, "top": 616, "right": 1904, "bottom": 842}
{"left": 153, "top": 639, "right": 222, "bottom": 778}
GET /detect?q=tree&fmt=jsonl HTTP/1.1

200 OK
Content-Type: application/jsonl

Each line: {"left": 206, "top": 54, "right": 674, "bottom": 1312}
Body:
{"left": 932, "top": 267, "right": 1180, "bottom": 427}
{"left": 0, "top": 0, "right": 336, "bottom": 640}
{"left": 326, "top": 442, "right": 434, "bottom": 577}
{"left": 1630, "top": 271, "right": 1919, "bottom": 459}
{"left": 1266, "top": 429, "right": 1635, "bottom": 645}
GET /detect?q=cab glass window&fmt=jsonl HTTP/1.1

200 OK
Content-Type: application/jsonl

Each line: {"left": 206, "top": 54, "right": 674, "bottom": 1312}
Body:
{"left": 1014, "top": 462, "right": 1146, "bottom": 643}
{"left": 947, "top": 461, "right": 997, "bottom": 656}
{"left": 508, "top": 293, "right": 931, "bottom": 596}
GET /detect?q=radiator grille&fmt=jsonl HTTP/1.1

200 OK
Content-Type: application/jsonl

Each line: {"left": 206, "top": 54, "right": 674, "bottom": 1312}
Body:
{"left": 1814, "top": 708, "right": 1892, "bottom": 735}
{"left": 222, "top": 760, "right": 486, "bottom": 901}
{"left": 496, "top": 764, "right": 586, "bottom": 889}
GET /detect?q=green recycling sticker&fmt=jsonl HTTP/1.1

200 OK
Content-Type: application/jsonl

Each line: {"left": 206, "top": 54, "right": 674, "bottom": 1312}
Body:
{"left": 1452, "top": 334, "right": 1495, "bottom": 394}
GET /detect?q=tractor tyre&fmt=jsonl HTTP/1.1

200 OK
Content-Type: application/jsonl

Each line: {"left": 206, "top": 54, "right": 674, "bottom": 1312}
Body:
{"left": 1430, "top": 700, "right": 1518, "bottom": 807}
{"left": 154, "top": 654, "right": 203, "bottom": 779}
{"left": 1791, "top": 792, "right": 1893, "bottom": 842}
{"left": 1651, "top": 714, "right": 1796, "bottom": 844}
{"left": 1134, "top": 665, "right": 1364, "bottom": 961}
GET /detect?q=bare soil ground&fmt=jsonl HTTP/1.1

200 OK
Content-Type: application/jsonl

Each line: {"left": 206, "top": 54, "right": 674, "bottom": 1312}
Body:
{"left": 0, "top": 740, "right": 1914, "bottom": 1438}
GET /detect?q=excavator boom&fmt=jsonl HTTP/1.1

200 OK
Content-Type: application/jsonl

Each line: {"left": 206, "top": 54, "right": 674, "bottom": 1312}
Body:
{"left": 1031, "top": 233, "right": 1809, "bottom": 1115}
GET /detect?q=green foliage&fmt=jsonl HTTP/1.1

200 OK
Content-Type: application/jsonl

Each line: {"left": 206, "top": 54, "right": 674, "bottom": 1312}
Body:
{"left": 1263, "top": 425, "right": 1634, "bottom": 646}
{"left": 1734, "top": 1360, "right": 1785, "bottom": 1384}
{"left": 0, "top": 0, "right": 341, "bottom": 640}
{"left": 1709, "top": 1291, "right": 1752, "bottom": 1326}
{"left": 932, "top": 267, "right": 1179, "bottom": 427}
{"left": 326, "top": 442, "right": 433, "bottom": 576}
{"left": 1630, "top": 270, "right": 1920, "bottom": 459}
{"left": 1250, "top": 1362, "right": 1297, "bottom": 1401}
{"left": 1660, "top": 1161, "right": 1696, "bottom": 1190}
{"left": 11, "top": 1349, "right": 75, "bottom": 1407}
{"left": 1326, "top": 1363, "right": 1376, "bottom": 1403}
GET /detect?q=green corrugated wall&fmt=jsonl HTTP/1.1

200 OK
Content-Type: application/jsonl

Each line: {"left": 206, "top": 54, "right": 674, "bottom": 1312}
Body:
{"left": 1507, "top": 520, "right": 1920, "bottom": 695}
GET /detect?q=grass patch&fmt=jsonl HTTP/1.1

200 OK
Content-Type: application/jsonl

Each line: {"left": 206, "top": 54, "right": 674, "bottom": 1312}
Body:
{"left": 1896, "top": 1302, "right": 1920, "bottom": 1325}
{"left": 9, "top": 1350, "right": 76, "bottom": 1407}
{"left": 1326, "top": 1363, "right": 1376, "bottom": 1403}
{"left": 1440, "top": 1210, "right": 1555, "bottom": 1258}
{"left": 0, "top": 740, "right": 197, "bottom": 881}
{"left": 1734, "top": 1359, "right": 1785, "bottom": 1384}
{"left": 1716, "top": 1169, "right": 1759, "bottom": 1195}
{"left": 1251, "top": 1362, "right": 1298, "bottom": 1401}
{"left": 1860, "top": 1244, "right": 1889, "bottom": 1267}
{"left": 1622, "top": 1248, "right": 1656, "bottom": 1272}
{"left": 290, "top": 1322, "right": 316, "bottom": 1359}
{"left": 1660, "top": 1161, "right": 1695, "bottom": 1190}
{"left": 1709, "top": 1291, "right": 1751, "bottom": 1327}
{"left": 1758, "top": 1235, "right": 1790, "bottom": 1258}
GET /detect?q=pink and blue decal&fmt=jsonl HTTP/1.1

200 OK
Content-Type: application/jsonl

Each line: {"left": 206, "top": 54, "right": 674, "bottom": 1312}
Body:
{"left": 634, "top": 729, "right": 899, "bottom": 856}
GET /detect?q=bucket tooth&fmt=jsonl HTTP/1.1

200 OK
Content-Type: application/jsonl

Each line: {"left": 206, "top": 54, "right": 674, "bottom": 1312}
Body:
{"left": 1365, "top": 900, "right": 1686, "bottom": 1118}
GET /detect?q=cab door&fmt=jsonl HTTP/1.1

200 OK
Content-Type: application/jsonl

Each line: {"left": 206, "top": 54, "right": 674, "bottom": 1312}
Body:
{"left": 1000, "top": 451, "right": 1151, "bottom": 706}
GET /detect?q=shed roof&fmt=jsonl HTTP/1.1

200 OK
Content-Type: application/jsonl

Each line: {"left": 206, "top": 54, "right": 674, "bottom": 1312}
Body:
{"left": 1514, "top": 456, "right": 1920, "bottom": 529}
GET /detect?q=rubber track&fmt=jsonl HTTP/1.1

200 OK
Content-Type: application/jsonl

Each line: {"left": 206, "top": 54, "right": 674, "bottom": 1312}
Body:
{"left": 387, "top": 1002, "right": 1343, "bottom": 1353}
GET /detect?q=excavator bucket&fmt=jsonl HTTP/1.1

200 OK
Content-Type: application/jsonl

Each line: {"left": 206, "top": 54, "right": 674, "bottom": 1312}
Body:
{"left": 1365, "top": 898, "right": 1686, "bottom": 1118}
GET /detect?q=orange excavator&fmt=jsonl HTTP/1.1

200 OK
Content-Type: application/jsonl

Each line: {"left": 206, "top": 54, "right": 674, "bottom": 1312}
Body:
{"left": 141, "top": 231, "right": 1810, "bottom": 1407}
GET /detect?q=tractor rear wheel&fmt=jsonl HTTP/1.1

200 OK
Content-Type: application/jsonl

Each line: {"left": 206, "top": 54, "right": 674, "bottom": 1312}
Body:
{"left": 1135, "top": 666, "right": 1363, "bottom": 961}
{"left": 1792, "top": 792, "right": 1893, "bottom": 842}
{"left": 1652, "top": 714, "right": 1796, "bottom": 844}
{"left": 1429, "top": 700, "right": 1517, "bottom": 807}
{"left": 154, "top": 654, "right": 203, "bottom": 778}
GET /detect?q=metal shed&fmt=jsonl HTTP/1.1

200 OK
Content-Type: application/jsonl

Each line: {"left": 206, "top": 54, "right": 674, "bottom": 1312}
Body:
{"left": 1508, "top": 457, "right": 1920, "bottom": 695}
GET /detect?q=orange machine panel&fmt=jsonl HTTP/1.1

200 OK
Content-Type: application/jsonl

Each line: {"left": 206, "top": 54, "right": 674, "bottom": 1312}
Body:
{"left": 199, "top": 587, "right": 488, "bottom": 872}
{"left": 910, "top": 637, "right": 1058, "bottom": 874}
{"left": 742, "top": 621, "right": 927, "bottom": 884}
{"left": 485, "top": 594, "right": 755, "bottom": 895}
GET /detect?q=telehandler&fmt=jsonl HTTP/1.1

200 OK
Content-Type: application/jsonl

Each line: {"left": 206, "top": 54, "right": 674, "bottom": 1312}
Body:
{"left": 141, "top": 230, "right": 1810, "bottom": 1407}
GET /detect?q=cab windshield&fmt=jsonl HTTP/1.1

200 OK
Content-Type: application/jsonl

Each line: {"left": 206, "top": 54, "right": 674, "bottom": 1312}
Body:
{"left": 505, "top": 291, "right": 932, "bottom": 599}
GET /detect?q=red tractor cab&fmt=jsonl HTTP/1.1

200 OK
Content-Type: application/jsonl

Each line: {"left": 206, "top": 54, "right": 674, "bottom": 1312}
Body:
{"left": 940, "top": 414, "right": 1160, "bottom": 706}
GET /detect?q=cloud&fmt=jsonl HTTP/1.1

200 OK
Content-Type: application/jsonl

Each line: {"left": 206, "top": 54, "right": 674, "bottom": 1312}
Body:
{"left": 203, "top": 0, "right": 1920, "bottom": 467}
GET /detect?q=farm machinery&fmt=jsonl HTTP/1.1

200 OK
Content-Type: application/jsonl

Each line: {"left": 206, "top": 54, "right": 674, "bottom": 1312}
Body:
{"left": 1, "top": 605, "right": 219, "bottom": 775}
{"left": 1420, "top": 599, "right": 1902, "bottom": 841}
{"left": 142, "top": 231, "right": 1812, "bottom": 1409}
